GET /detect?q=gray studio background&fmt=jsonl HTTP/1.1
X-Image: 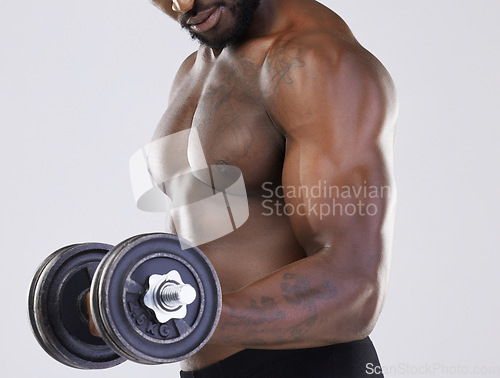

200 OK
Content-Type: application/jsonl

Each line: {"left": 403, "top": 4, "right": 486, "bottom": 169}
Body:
{"left": 1, "top": 0, "right": 499, "bottom": 377}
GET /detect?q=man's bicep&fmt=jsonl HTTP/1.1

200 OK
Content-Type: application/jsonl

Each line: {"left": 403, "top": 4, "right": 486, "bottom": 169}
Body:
{"left": 265, "top": 36, "right": 397, "bottom": 264}
{"left": 282, "top": 138, "right": 394, "bottom": 263}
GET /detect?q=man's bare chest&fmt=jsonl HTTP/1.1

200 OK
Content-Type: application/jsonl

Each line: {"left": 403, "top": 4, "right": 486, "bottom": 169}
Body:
{"left": 154, "top": 56, "right": 285, "bottom": 191}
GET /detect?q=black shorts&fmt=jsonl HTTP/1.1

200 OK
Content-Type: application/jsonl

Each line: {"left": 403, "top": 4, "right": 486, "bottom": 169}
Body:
{"left": 180, "top": 337, "right": 384, "bottom": 378}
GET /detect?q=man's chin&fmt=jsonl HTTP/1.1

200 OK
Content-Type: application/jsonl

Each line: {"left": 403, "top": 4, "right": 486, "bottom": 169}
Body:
{"left": 189, "top": 31, "right": 236, "bottom": 51}
{"left": 182, "top": 0, "right": 261, "bottom": 51}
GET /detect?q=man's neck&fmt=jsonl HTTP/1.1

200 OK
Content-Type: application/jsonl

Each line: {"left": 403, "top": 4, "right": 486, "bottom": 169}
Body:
{"left": 243, "top": 0, "right": 283, "bottom": 39}
{"left": 204, "top": 0, "right": 309, "bottom": 57}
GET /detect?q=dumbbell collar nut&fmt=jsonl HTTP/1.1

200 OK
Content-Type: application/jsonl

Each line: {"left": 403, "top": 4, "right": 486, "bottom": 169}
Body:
{"left": 143, "top": 271, "right": 196, "bottom": 323}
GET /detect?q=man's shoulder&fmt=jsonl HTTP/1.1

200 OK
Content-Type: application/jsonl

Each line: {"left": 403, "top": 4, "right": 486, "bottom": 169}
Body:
{"left": 170, "top": 51, "right": 197, "bottom": 85}
{"left": 175, "top": 51, "right": 198, "bottom": 78}
{"left": 260, "top": 30, "right": 394, "bottom": 103}
{"left": 259, "top": 29, "right": 397, "bottom": 135}
{"left": 262, "top": 30, "right": 385, "bottom": 85}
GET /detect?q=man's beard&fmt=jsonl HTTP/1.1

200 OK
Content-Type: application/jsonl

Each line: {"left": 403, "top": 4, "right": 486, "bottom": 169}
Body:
{"left": 181, "top": 0, "right": 261, "bottom": 50}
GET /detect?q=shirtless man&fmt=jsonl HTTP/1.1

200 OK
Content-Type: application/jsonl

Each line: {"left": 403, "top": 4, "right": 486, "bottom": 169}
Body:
{"left": 123, "top": 0, "right": 397, "bottom": 376}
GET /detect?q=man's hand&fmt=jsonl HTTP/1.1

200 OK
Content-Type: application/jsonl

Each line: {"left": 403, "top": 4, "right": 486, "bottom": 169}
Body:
{"left": 86, "top": 292, "right": 101, "bottom": 338}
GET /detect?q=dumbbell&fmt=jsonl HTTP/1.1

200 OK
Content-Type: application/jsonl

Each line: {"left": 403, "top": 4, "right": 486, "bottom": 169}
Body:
{"left": 28, "top": 233, "right": 221, "bottom": 369}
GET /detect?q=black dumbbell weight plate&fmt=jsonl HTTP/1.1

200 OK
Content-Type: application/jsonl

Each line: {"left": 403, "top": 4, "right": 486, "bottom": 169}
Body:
{"left": 94, "top": 233, "right": 222, "bottom": 364}
{"left": 28, "top": 245, "right": 77, "bottom": 363}
{"left": 90, "top": 234, "right": 149, "bottom": 364}
{"left": 28, "top": 243, "right": 126, "bottom": 369}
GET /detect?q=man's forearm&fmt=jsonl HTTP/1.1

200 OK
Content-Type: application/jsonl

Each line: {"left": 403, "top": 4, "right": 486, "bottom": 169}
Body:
{"left": 209, "top": 250, "right": 381, "bottom": 350}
